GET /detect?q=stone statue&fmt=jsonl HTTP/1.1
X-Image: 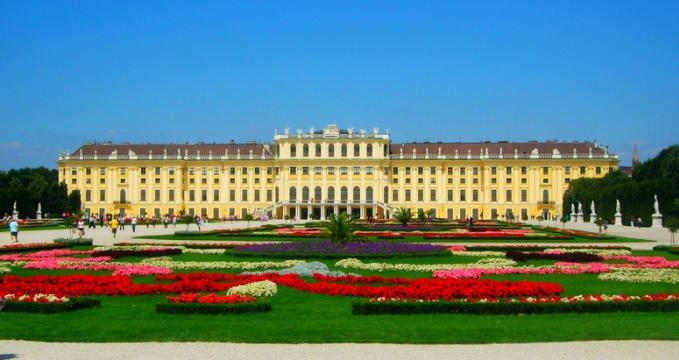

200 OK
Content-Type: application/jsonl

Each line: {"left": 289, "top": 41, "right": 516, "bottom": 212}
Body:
{"left": 616, "top": 199, "right": 621, "bottom": 214}
{"left": 13, "top": 201, "right": 17, "bottom": 212}
{"left": 571, "top": 203, "right": 575, "bottom": 215}
{"left": 12, "top": 201, "right": 18, "bottom": 220}
{"left": 578, "top": 202, "right": 583, "bottom": 214}
{"left": 653, "top": 194, "right": 660, "bottom": 215}
{"left": 36, "top": 202, "right": 42, "bottom": 220}
{"left": 590, "top": 200, "right": 596, "bottom": 215}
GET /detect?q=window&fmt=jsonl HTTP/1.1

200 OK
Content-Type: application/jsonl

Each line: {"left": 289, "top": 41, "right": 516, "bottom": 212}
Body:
{"left": 460, "top": 167, "right": 466, "bottom": 175}
{"left": 315, "top": 144, "right": 321, "bottom": 157}
{"left": 99, "top": 168, "right": 106, "bottom": 175}
{"left": 140, "top": 190, "right": 146, "bottom": 202}
{"left": 596, "top": 166, "right": 601, "bottom": 175}
{"left": 303, "top": 144, "right": 309, "bottom": 157}
{"left": 506, "top": 166, "right": 512, "bottom": 175}
{"left": 120, "top": 168, "right": 126, "bottom": 175}
{"left": 417, "top": 189, "right": 424, "bottom": 202}
{"left": 367, "top": 144, "right": 373, "bottom": 157}
{"left": 580, "top": 166, "right": 586, "bottom": 174}
{"left": 393, "top": 167, "right": 398, "bottom": 175}
{"left": 328, "top": 167, "right": 335, "bottom": 175}
{"left": 341, "top": 144, "right": 347, "bottom": 157}
{"left": 521, "top": 178, "right": 527, "bottom": 184}
{"left": 543, "top": 178, "right": 549, "bottom": 184}
{"left": 543, "top": 167, "right": 549, "bottom": 175}
{"left": 229, "top": 190, "right": 236, "bottom": 202}
{"left": 353, "top": 167, "right": 360, "bottom": 175}
{"left": 71, "top": 178, "right": 76, "bottom": 184}
{"left": 214, "top": 167, "right": 219, "bottom": 175}
{"left": 229, "top": 167, "right": 236, "bottom": 175}
{"left": 521, "top": 189, "right": 527, "bottom": 202}
{"left": 156, "top": 178, "right": 162, "bottom": 184}
{"left": 242, "top": 189, "right": 248, "bottom": 202}
{"left": 141, "top": 178, "right": 146, "bottom": 184}
{"left": 100, "top": 178, "right": 105, "bottom": 184}
{"left": 341, "top": 186, "right": 348, "bottom": 202}
{"left": 353, "top": 144, "right": 360, "bottom": 157}
{"left": 430, "top": 167, "right": 436, "bottom": 175}
{"left": 405, "top": 167, "right": 411, "bottom": 175}
{"left": 328, "top": 186, "right": 335, "bottom": 201}
{"left": 189, "top": 168, "right": 195, "bottom": 175}
{"left": 418, "top": 167, "right": 423, "bottom": 175}
{"left": 266, "top": 189, "right": 272, "bottom": 202}
{"left": 366, "top": 187, "right": 373, "bottom": 202}
{"left": 155, "top": 189, "right": 161, "bottom": 202}
{"left": 214, "top": 178, "right": 219, "bottom": 184}
{"left": 353, "top": 186, "right": 360, "bottom": 202}
{"left": 447, "top": 189, "right": 453, "bottom": 201}
{"left": 542, "top": 190, "right": 549, "bottom": 203}
{"left": 213, "top": 189, "right": 219, "bottom": 201}
{"left": 328, "top": 144, "right": 334, "bottom": 157}
{"left": 267, "top": 167, "right": 272, "bottom": 175}
{"left": 140, "top": 167, "right": 146, "bottom": 175}
{"left": 242, "top": 167, "right": 248, "bottom": 175}
{"left": 460, "top": 189, "right": 466, "bottom": 202}
{"left": 430, "top": 189, "right": 436, "bottom": 202}
{"left": 169, "top": 167, "right": 175, "bottom": 175}
{"left": 418, "top": 178, "right": 423, "bottom": 184}
{"left": 405, "top": 189, "right": 411, "bottom": 201}
{"left": 155, "top": 167, "right": 161, "bottom": 176}
{"left": 366, "top": 167, "right": 373, "bottom": 175}
{"left": 99, "top": 190, "right": 105, "bottom": 201}
{"left": 472, "top": 189, "right": 478, "bottom": 202}
{"left": 392, "top": 189, "right": 399, "bottom": 201}
{"left": 491, "top": 189, "right": 497, "bottom": 202}
{"left": 189, "top": 190, "right": 195, "bottom": 202}
{"left": 491, "top": 167, "right": 497, "bottom": 175}
{"left": 169, "top": 189, "right": 175, "bottom": 202}
{"left": 460, "top": 178, "right": 465, "bottom": 184}
{"left": 565, "top": 166, "right": 570, "bottom": 175}
{"left": 506, "top": 189, "right": 512, "bottom": 202}
{"left": 472, "top": 178, "right": 478, "bottom": 184}
{"left": 506, "top": 177, "right": 512, "bottom": 183}
{"left": 565, "top": 178, "right": 571, "bottom": 183}
{"left": 447, "top": 178, "right": 453, "bottom": 184}
{"left": 290, "top": 144, "right": 296, "bottom": 157}
{"left": 447, "top": 167, "right": 453, "bottom": 175}
{"left": 341, "top": 167, "right": 347, "bottom": 175}
{"left": 85, "top": 190, "right": 91, "bottom": 202}
{"left": 314, "top": 166, "right": 321, "bottom": 174}
{"left": 302, "top": 167, "right": 309, "bottom": 175}
{"left": 254, "top": 189, "right": 260, "bottom": 202}
{"left": 491, "top": 178, "right": 497, "bottom": 184}
{"left": 473, "top": 167, "right": 478, "bottom": 175}
{"left": 521, "top": 167, "right": 527, "bottom": 175}
{"left": 290, "top": 167, "right": 296, "bottom": 175}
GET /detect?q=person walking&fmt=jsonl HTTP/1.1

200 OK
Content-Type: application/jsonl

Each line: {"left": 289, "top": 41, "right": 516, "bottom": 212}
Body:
{"left": 196, "top": 216, "right": 202, "bottom": 232}
{"left": 162, "top": 215, "right": 168, "bottom": 229}
{"left": 172, "top": 215, "right": 177, "bottom": 228}
{"left": 76, "top": 219, "right": 85, "bottom": 239}
{"left": 110, "top": 217, "right": 119, "bottom": 238}
{"left": 8, "top": 219, "right": 19, "bottom": 243}
{"left": 131, "top": 216, "right": 137, "bottom": 232}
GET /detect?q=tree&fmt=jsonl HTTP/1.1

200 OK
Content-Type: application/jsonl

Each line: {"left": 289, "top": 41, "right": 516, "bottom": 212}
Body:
{"left": 417, "top": 209, "right": 427, "bottom": 221}
{"left": 66, "top": 190, "right": 82, "bottom": 213}
{"left": 323, "top": 212, "right": 355, "bottom": 244}
{"left": 560, "top": 215, "right": 569, "bottom": 229}
{"left": 666, "top": 218, "right": 679, "bottom": 246}
{"left": 181, "top": 215, "right": 194, "bottom": 230}
{"left": 594, "top": 218, "right": 606, "bottom": 233}
{"left": 243, "top": 212, "right": 254, "bottom": 228}
{"left": 394, "top": 207, "right": 412, "bottom": 227}
{"left": 62, "top": 214, "right": 76, "bottom": 240}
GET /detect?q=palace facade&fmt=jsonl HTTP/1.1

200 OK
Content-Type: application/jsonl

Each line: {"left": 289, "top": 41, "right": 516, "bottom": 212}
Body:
{"left": 57, "top": 124, "right": 619, "bottom": 221}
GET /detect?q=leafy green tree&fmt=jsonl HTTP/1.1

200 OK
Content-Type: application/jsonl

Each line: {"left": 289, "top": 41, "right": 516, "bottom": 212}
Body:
{"left": 417, "top": 209, "right": 427, "bottom": 221}
{"left": 243, "top": 212, "right": 254, "bottom": 228}
{"left": 323, "top": 212, "right": 355, "bottom": 244}
{"left": 594, "top": 218, "right": 606, "bottom": 233}
{"left": 66, "top": 190, "right": 82, "bottom": 213}
{"left": 62, "top": 215, "right": 76, "bottom": 240}
{"left": 560, "top": 215, "right": 569, "bottom": 229}
{"left": 394, "top": 207, "right": 412, "bottom": 227}
{"left": 666, "top": 218, "right": 679, "bottom": 246}
{"left": 181, "top": 215, "right": 194, "bottom": 230}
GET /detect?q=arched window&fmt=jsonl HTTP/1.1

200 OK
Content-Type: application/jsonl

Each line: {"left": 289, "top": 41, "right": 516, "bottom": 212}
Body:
{"left": 341, "top": 144, "right": 347, "bottom": 157}
{"left": 275, "top": 187, "right": 279, "bottom": 202}
{"left": 315, "top": 144, "right": 321, "bottom": 157}
{"left": 290, "top": 145, "right": 296, "bottom": 158}
{"left": 341, "top": 186, "right": 348, "bottom": 203}
{"left": 314, "top": 186, "right": 322, "bottom": 202}
{"left": 328, "top": 144, "right": 335, "bottom": 157}
{"left": 366, "top": 187, "right": 373, "bottom": 202}
{"left": 120, "top": 189, "right": 126, "bottom": 203}
{"left": 328, "top": 186, "right": 335, "bottom": 201}
{"left": 542, "top": 190, "right": 549, "bottom": 203}
{"left": 289, "top": 187, "right": 297, "bottom": 202}
{"left": 353, "top": 186, "right": 360, "bottom": 203}
{"left": 303, "top": 144, "right": 309, "bottom": 157}
{"left": 354, "top": 144, "right": 360, "bottom": 157}
{"left": 302, "top": 186, "right": 309, "bottom": 201}
{"left": 384, "top": 186, "right": 389, "bottom": 204}
{"left": 367, "top": 144, "right": 373, "bottom": 157}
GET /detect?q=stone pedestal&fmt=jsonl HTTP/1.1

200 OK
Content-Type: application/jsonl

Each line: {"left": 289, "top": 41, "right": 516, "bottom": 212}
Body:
{"left": 12, "top": 210, "right": 19, "bottom": 220}
{"left": 576, "top": 213, "right": 584, "bottom": 223}
{"left": 614, "top": 213, "right": 622, "bottom": 226}
{"left": 590, "top": 213, "right": 597, "bottom": 223}
{"left": 652, "top": 214, "right": 663, "bottom": 228}
{"left": 36, "top": 212, "right": 42, "bottom": 220}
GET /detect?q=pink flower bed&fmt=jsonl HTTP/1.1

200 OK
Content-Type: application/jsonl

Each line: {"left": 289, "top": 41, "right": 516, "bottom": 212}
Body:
{"left": 434, "top": 263, "right": 611, "bottom": 280}
{"left": 273, "top": 228, "right": 322, "bottom": 236}
{"left": 23, "top": 259, "right": 172, "bottom": 276}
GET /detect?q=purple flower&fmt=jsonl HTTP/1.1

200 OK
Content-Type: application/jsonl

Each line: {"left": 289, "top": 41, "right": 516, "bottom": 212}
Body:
{"left": 233, "top": 241, "right": 446, "bottom": 256}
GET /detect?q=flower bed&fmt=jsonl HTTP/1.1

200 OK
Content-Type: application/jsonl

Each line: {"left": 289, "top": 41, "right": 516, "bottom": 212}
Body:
{"left": 460, "top": 245, "right": 631, "bottom": 252}
{"left": 535, "top": 226, "right": 616, "bottom": 240}
{"left": 226, "top": 280, "right": 277, "bottom": 297}
{"left": 167, "top": 293, "right": 256, "bottom": 304}
{"left": 352, "top": 293, "right": 679, "bottom": 315}
{"left": 0, "top": 242, "right": 73, "bottom": 254}
{"left": 53, "top": 238, "right": 94, "bottom": 246}
{"left": 141, "top": 257, "right": 303, "bottom": 271}
{"left": 598, "top": 268, "right": 679, "bottom": 284}
{"left": 505, "top": 251, "right": 602, "bottom": 263}
{"left": 114, "top": 242, "right": 258, "bottom": 249}
{"left": 335, "top": 257, "right": 517, "bottom": 273}
{"left": 92, "top": 248, "right": 182, "bottom": 259}
{"left": 231, "top": 241, "right": 449, "bottom": 258}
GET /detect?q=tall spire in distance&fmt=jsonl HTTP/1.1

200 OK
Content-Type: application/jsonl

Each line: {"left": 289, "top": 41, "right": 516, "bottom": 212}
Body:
{"left": 632, "top": 144, "right": 640, "bottom": 167}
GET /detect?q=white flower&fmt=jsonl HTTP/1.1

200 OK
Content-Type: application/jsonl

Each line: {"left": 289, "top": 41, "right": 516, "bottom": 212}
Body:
{"left": 227, "top": 280, "right": 277, "bottom": 297}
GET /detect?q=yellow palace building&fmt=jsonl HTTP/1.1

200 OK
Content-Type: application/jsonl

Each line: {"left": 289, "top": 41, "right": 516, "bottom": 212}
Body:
{"left": 58, "top": 124, "right": 618, "bottom": 221}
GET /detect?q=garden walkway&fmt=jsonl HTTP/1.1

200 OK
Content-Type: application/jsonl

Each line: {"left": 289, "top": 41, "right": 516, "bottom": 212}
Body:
{"left": 1, "top": 340, "right": 677, "bottom": 359}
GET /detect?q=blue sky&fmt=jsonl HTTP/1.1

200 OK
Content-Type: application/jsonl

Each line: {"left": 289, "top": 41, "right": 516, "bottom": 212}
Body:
{"left": 1, "top": 1, "right": 677, "bottom": 169}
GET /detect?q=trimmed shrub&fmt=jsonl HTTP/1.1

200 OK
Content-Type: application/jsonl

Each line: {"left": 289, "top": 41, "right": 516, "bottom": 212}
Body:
{"left": 351, "top": 300, "right": 679, "bottom": 315}
{"left": 53, "top": 237, "right": 94, "bottom": 246}
{"left": 93, "top": 248, "right": 182, "bottom": 258}
{"left": 505, "top": 251, "right": 602, "bottom": 262}
{"left": 155, "top": 302, "right": 271, "bottom": 315}
{"left": 1, "top": 298, "right": 100, "bottom": 313}
{"left": 173, "top": 231, "right": 204, "bottom": 237}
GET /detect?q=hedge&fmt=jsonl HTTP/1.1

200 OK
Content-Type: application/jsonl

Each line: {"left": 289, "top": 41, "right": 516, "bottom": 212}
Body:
{"left": 93, "top": 248, "right": 182, "bottom": 258}
{"left": 173, "top": 231, "right": 204, "bottom": 237}
{"left": 155, "top": 302, "right": 271, "bottom": 315}
{"left": 505, "top": 250, "right": 602, "bottom": 263}
{"left": 53, "top": 237, "right": 94, "bottom": 246}
{"left": 653, "top": 245, "right": 679, "bottom": 255}
{"left": 351, "top": 300, "right": 679, "bottom": 315}
{"left": 1, "top": 298, "right": 100, "bottom": 313}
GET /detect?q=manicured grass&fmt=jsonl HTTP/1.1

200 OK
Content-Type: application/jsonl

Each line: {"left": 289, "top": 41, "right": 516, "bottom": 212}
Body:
{"left": 0, "top": 224, "right": 66, "bottom": 232}
{"left": 1, "top": 249, "right": 678, "bottom": 343}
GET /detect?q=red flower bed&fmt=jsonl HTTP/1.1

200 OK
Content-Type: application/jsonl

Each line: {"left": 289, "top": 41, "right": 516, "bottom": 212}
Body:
{"left": 0, "top": 242, "right": 72, "bottom": 254}
{"left": 167, "top": 293, "right": 256, "bottom": 304}
{"left": 1, "top": 272, "right": 563, "bottom": 301}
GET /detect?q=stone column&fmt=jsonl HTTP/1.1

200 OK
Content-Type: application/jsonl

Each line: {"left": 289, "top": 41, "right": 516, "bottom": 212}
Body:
{"left": 360, "top": 205, "right": 365, "bottom": 219}
{"left": 321, "top": 205, "right": 326, "bottom": 220}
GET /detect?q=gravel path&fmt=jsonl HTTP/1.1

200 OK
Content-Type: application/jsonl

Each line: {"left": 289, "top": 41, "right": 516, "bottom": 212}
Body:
{"left": 1, "top": 340, "right": 678, "bottom": 360}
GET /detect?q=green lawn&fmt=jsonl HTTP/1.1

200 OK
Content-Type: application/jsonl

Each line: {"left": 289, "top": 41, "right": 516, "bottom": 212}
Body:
{"left": 0, "top": 224, "right": 66, "bottom": 232}
{"left": 1, "top": 247, "right": 678, "bottom": 343}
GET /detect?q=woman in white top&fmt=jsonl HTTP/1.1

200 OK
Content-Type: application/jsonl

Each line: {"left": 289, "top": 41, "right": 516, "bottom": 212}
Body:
{"left": 77, "top": 219, "right": 85, "bottom": 238}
